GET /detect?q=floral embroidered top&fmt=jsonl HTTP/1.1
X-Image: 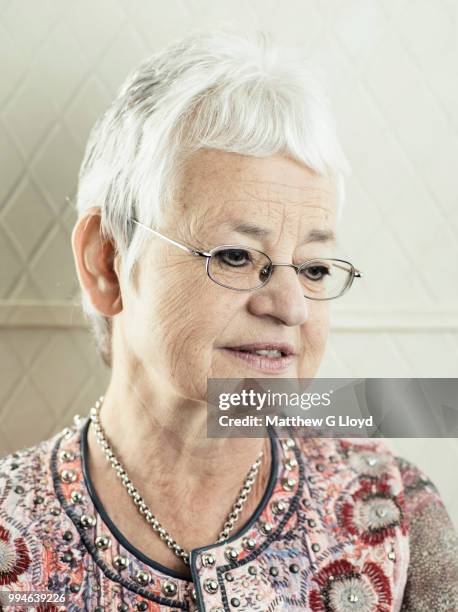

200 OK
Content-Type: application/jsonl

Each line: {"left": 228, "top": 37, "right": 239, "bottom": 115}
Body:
{"left": 0, "top": 415, "right": 457, "bottom": 612}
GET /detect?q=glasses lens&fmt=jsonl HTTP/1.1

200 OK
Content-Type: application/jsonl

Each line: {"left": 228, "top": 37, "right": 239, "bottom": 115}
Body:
{"left": 299, "top": 259, "right": 353, "bottom": 299}
{"left": 208, "top": 247, "right": 271, "bottom": 290}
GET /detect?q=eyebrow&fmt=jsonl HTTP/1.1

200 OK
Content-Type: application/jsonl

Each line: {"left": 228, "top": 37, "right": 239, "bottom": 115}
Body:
{"left": 227, "top": 221, "right": 336, "bottom": 244}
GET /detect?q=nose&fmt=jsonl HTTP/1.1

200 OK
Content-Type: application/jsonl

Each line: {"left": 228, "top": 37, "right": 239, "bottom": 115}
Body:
{"left": 247, "top": 263, "right": 308, "bottom": 326}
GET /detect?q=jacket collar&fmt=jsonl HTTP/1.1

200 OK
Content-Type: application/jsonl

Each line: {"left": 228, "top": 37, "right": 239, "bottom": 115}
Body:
{"left": 52, "top": 415, "right": 302, "bottom": 609}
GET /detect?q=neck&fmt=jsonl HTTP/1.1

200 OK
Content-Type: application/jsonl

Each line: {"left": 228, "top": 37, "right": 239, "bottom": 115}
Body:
{"left": 86, "top": 369, "right": 273, "bottom": 549}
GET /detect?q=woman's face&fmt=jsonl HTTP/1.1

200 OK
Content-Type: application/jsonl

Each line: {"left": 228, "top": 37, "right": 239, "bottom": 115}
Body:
{"left": 117, "top": 150, "right": 338, "bottom": 400}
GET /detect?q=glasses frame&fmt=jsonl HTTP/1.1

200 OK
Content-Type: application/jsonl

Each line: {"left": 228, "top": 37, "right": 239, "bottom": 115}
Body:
{"left": 130, "top": 217, "right": 362, "bottom": 301}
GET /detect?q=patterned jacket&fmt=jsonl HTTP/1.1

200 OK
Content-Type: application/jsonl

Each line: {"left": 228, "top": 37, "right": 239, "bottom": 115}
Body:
{"left": 0, "top": 415, "right": 457, "bottom": 611}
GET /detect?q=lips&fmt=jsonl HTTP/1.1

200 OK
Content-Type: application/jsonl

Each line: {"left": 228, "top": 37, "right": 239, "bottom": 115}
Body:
{"left": 223, "top": 342, "right": 296, "bottom": 357}
{"left": 220, "top": 342, "right": 296, "bottom": 373}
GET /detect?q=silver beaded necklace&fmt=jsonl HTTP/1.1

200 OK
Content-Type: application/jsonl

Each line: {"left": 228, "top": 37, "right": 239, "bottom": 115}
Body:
{"left": 89, "top": 395, "right": 265, "bottom": 566}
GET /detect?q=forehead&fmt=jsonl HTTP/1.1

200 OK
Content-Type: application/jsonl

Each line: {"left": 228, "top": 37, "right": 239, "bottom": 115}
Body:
{"left": 175, "top": 149, "right": 337, "bottom": 232}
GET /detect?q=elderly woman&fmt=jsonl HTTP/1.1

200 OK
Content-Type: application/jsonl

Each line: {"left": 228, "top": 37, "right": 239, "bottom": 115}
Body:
{"left": 1, "top": 31, "right": 457, "bottom": 612}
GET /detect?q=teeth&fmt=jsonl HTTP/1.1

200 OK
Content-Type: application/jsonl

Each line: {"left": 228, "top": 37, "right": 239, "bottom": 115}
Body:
{"left": 254, "top": 349, "right": 282, "bottom": 358}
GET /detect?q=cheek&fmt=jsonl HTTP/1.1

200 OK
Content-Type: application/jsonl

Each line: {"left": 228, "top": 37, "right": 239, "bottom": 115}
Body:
{"left": 136, "top": 265, "right": 236, "bottom": 369}
{"left": 161, "top": 289, "right": 240, "bottom": 399}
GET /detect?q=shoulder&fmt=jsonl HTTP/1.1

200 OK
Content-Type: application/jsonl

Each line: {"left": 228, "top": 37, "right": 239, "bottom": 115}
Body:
{"left": 291, "top": 433, "right": 402, "bottom": 481}
{"left": 392, "top": 454, "right": 456, "bottom": 531}
{"left": 394, "top": 455, "right": 442, "bottom": 500}
{"left": 392, "top": 457, "right": 458, "bottom": 608}
{"left": 289, "top": 433, "right": 441, "bottom": 490}
{"left": 0, "top": 429, "right": 66, "bottom": 590}
{"left": 290, "top": 433, "right": 453, "bottom": 519}
{"left": 0, "top": 430, "right": 61, "bottom": 511}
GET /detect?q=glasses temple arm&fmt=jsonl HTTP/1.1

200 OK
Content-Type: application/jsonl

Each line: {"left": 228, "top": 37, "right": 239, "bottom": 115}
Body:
{"left": 331, "top": 262, "right": 362, "bottom": 278}
{"left": 130, "top": 218, "right": 210, "bottom": 257}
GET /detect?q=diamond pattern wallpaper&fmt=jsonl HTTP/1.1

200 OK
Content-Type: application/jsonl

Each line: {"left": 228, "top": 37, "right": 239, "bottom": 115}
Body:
{"left": 0, "top": 0, "right": 457, "bottom": 528}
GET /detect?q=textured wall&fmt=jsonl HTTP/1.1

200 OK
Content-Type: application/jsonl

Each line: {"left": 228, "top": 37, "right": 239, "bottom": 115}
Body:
{"left": 0, "top": 0, "right": 457, "bottom": 528}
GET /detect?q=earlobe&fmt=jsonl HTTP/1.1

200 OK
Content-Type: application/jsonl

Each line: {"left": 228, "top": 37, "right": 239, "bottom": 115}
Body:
{"left": 71, "top": 209, "right": 123, "bottom": 317}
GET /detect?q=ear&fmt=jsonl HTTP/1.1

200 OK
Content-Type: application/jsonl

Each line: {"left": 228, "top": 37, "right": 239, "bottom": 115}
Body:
{"left": 71, "top": 207, "right": 123, "bottom": 316}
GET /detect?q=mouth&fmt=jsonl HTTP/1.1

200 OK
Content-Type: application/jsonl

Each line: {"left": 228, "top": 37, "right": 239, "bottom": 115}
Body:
{"left": 219, "top": 343, "right": 296, "bottom": 373}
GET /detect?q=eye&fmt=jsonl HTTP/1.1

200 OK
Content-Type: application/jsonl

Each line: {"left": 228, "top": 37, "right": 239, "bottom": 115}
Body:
{"left": 301, "top": 263, "right": 331, "bottom": 281}
{"left": 214, "top": 248, "right": 252, "bottom": 267}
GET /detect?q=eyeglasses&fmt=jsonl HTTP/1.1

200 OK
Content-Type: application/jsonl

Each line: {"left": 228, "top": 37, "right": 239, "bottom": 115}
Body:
{"left": 130, "top": 218, "right": 361, "bottom": 300}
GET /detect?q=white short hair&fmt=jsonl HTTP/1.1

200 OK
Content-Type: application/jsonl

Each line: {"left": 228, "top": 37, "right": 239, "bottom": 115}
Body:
{"left": 75, "top": 29, "right": 351, "bottom": 367}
